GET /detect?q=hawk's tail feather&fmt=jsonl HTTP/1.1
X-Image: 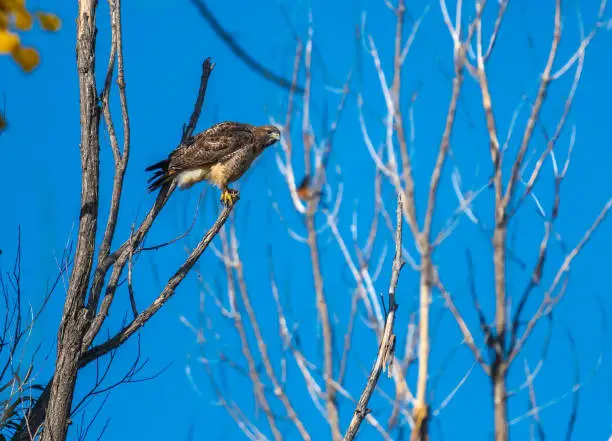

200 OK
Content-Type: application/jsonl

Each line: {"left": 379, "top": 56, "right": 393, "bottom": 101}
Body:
{"left": 145, "top": 159, "right": 168, "bottom": 172}
{"left": 145, "top": 159, "right": 173, "bottom": 192}
{"left": 147, "top": 169, "right": 165, "bottom": 183}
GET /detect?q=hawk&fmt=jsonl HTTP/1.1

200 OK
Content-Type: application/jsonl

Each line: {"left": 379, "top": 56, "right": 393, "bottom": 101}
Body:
{"left": 146, "top": 121, "right": 281, "bottom": 206}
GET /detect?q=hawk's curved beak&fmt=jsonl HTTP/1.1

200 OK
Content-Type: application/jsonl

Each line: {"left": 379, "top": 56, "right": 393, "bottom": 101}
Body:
{"left": 271, "top": 131, "right": 281, "bottom": 141}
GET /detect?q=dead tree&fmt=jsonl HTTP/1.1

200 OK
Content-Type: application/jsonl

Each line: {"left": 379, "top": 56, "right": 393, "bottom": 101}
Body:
{"left": 8, "top": 1, "right": 234, "bottom": 440}
{"left": 183, "top": 1, "right": 612, "bottom": 441}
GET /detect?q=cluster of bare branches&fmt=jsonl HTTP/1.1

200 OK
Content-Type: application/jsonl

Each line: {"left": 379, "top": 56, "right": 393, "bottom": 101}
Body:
{"left": 183, "top": 1, "right": 612, "bottom": 441}
{"left": 3, "top": 0, "right": 240, "bottom": 440}
{"left": 2, "top": 0, "right": 610, "bottom": 440}
{"left": 0, "top": 231, "right": 56, "bottom": 440}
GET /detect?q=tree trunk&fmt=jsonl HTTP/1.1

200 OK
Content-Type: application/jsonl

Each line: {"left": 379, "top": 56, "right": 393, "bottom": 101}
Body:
{"left": 41, "top": 1, "right": 100, "bottom": 440}
{"left": 411, "top": 253, "right": 432, "bottom": 441}
{"left": 492, "top": 363, "right": 508, "bottom": 441}
{"left": 492, "top": 220, "right": 508, "bottom": 441}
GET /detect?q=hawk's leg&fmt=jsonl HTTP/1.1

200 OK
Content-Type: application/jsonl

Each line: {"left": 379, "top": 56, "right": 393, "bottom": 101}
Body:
{"left": 220, "top": 187, "right": 240, "bottom": 207}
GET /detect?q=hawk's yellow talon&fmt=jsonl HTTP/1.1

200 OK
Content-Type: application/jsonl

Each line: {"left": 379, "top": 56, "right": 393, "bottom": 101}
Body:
{"left": 220, "top": 189, "right": 240, "bottom": 207}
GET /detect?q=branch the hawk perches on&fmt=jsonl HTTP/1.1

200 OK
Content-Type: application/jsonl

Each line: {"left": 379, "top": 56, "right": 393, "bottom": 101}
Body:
{"left": 146, "top": 121, "right": 281, "bottom": 206}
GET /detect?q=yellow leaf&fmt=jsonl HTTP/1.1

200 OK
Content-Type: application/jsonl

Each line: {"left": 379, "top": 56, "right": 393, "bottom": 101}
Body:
{"left": 0, "top": 29, "right": 18, "bottom": 53}
{"left": 1, "top": 0, "right": 26, "bottom": 8}
{"left": 12, "top": 45, "right": 39, "bottom": 72}
{"left": 0, "top": 11, "right": 9, "bottom": 29}
{"left": 13, "top": 5, "right": 32, "bottom": 31}
{"left": 36, "top": 11, "right": 61, "bottom": 31}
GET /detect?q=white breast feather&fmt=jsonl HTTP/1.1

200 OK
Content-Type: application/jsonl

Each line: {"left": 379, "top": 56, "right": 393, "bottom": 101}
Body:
{"left": 177, "top": 169, "right": 208, "bottom": 189}
{"left": 176, "top": 163, "right": 229, "bottom": 190}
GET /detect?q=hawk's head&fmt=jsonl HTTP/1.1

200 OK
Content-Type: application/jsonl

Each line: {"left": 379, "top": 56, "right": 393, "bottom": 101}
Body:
{"left": 254, "top": 125, "right": 281, "bottom": 148}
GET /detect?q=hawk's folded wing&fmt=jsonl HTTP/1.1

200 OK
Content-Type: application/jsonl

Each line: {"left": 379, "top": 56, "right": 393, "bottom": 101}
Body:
{"left": 168, "top": 122, "right": 255, "bottom": 173}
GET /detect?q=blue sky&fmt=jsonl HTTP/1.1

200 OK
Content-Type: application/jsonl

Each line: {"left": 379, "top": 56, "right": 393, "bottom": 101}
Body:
{"left": 1, "top": 0, "right": 611, "bottom": 440}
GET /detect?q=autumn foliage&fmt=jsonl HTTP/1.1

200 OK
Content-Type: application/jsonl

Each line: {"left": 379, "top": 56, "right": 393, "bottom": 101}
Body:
{"left": 0, "top": 0, "right": 61, "bottom": 129}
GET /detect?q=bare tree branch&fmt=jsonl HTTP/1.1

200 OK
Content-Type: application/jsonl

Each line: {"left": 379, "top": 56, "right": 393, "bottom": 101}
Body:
{"left": 190, "top": 0, "right": 304, "bottom": 94}
{"left": 85, "top": 58, "right": 214, "bottom": 336}
{"left": 14, "top": 7, "right": 218, "bottom": 437}
{"left": 229, "top": 225, "right": 312, "bottom": 441}
{"left": 80, "top": 205, "right": 234, "bottom": 366}
{"left": 343, "top": 194, "right": 404, "bottom": 441}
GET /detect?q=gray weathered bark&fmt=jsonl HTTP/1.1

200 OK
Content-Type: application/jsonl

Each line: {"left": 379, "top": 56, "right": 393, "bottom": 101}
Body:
{"left": 41, "top": 2, "right": 100, "bottom": 441}
{"left": 8, "top": 1, "right": 220, "bottom": 439}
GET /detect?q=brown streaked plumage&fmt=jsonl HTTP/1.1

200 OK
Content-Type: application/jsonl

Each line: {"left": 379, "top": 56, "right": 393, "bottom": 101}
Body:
{"left": 146, "top": 121, "right": 281, "bottom": 206}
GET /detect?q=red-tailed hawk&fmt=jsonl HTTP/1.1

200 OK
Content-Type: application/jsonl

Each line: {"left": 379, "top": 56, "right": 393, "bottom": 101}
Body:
{"left": 146, "top": 121, "right": 281, "bottom": 206}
